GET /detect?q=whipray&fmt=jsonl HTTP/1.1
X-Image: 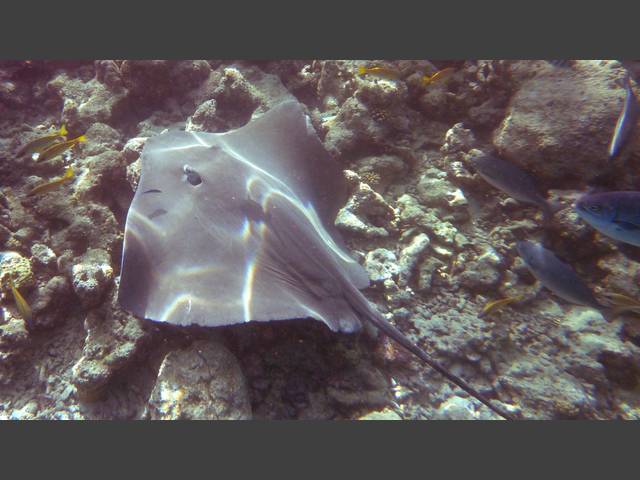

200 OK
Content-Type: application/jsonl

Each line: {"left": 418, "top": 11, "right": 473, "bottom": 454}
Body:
{"left": 118, "top": 100, "right": 513, "bottom": 419}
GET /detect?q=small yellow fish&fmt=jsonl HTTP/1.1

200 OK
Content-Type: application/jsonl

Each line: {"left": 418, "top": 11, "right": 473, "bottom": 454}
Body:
{"left": 479, "top": 295, "right": 524, "bottom": 318}
{"left": 28, "top": 166, "right": 75, "bottom": 196}
{"left": 421, "top": 67, "right": 455, "bottom": 87}
{"left": 9, "top": 278, "right": 32, "bottom": 326}
{"left": 357, "top": 65, "right": 400, "bottom": 80}
{"left": 17, "top": 125, "right": 68, "bottom": 157}
{"left": 36, "top": 134, "right": 86, "bottom": 162}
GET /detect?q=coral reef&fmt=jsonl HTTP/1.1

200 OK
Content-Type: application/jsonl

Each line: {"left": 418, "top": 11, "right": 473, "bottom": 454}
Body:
{"left": 145, "top": 339, "right": 251, "bottom": 420}
{"left": 1, "top": 59, "right": 640, "bottom": 420}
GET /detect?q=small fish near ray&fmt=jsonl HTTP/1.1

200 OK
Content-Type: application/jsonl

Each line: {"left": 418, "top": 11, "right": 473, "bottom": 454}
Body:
{"left": 470, "top": 153, "right": 563, "bottom": 222}
{"left": 16, "top": 125, "right": 68, "bottom": 158}
{"left": 119, "top": 100, "right": 514, "bottom": 420}
{"left": 575, "top": 191, "right": 640, "bottom": 247}
{"left": 357, "top": 65, "right": 400, "bottom": 80}
{"left": 28, "top": 166, "right": 75, "bottom": 196}
{"left": 608, "top": 73, "right": 639, "bottom": 161}
{"left": 37, "top": 134, "right": 87, "bottom": 163}
{"left": 516, "top": 240, "right": 612, "bottom": 320}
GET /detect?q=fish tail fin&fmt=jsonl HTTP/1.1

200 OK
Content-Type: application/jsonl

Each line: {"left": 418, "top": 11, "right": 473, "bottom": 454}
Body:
{"left": 75, "top": 135, "right": 87, "bottom": 143}
{"left": 361, "top": 303, "right": 515, "bottom": 420}
{"left": 64, "top": 166, "right": 74, "bottom": 179}
{"left": 59, "top": 124, "right": 68, "bottom": 136}
{"left": 421, "top": 75, "right": 431, "bottom": 87}
{"left": 358, "top": 66, "right": 367, "bottom": 76}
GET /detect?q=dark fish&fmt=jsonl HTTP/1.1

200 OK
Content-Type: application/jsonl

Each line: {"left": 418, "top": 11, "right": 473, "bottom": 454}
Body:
{"left": 470, "top": 154, "right": 563, "bottom": 221}
{"left": 575, "top": 191, "right": 640, "bottom": 247}
{"left": 516, "top": 240, "right": 609, "bottom": 318}
{"left": 609, "top": 73, "right": 639, "bottom": 160}
{"left": 546, "top": 60, "right": 572, "bottom": 68}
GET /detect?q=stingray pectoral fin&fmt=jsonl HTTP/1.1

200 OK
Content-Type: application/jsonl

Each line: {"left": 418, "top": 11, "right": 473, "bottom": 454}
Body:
{"left": 118, "top": 230, "right": 155, "bottom": 318}
{"left": 252, "top": 234, "right": 362, "bottom": 333}
{"left": 613, "top": 220, "right": 640, "bottom": 231}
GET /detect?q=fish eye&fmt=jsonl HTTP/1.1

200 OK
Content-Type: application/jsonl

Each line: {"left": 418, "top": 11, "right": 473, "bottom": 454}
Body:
{"left": 183, "top": 164, "right": 202, "bottom": 186}
{"left": 588, "top": 204, "right": 602, "bottom": 213}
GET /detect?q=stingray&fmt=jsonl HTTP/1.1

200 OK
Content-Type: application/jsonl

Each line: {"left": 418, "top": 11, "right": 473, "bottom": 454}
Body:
{"left": 118, "top": 100, "right": 513, "bottom": 420}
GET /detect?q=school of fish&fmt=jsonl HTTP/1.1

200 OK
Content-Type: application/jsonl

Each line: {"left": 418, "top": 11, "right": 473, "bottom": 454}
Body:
{"left": 467, "top": 65, "right": 640, "bottom": 320}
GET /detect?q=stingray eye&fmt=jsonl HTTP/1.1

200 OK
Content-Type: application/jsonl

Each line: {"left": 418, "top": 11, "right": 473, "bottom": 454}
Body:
{"left": 183, "top": 164, "right": 202, "bottom": 186}
{"left": 588, "top": 204, "right": 602, "bottom": 214}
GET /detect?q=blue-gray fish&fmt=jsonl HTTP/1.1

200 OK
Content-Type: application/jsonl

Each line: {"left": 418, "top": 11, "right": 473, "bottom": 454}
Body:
{"left": 609, "top": 73, "right": 639, "bottom": 160}
{"left": 470, "top": 154, "right": 562, "bottom": 221}
{"left": 575, "top": 191, "right": 640, "bottom": 247}
{"left": 516, "top": 240, "right": 610, "bottom": 318}
{"left": 546, "top": 60, "right": 571, "bottom": 68}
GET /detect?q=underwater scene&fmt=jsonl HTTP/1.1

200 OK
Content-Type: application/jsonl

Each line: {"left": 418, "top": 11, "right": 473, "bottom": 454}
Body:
{"left": 1, "top": 59, "right": 639, "bottom": 420}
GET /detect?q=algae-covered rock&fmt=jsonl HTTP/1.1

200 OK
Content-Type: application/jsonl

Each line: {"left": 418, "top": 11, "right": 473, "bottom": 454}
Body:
{"left": 494, "top": 61, "right": 630, "bottom": 184}
{"left": 187, "top": 65, "right": 295, "bottom": 132}
{"left": 499, "top": 356, "right": 598, "bottom": 419}
{"left": 0, "top": 316, "right": 29, "bottom": 351}
{"left": 396, "top": 194, "right": 466, "bottom": 248}
{"left": 120, "top": 60, "right": 173, "bottom": 104}
{"left": 71, "top": 248, "right": 114, "bottom": 308}
{"left": 335, "top": 172, "right": 397, "bottom": 239}
{"left": 327, "top": 362, "right": 391, "bottom": 410}
{"left": 433, "top": 395, "right": 503, "bottom": 420}
{"left": 359, "top": 408, "right": 403, "bottom": 420}
{"left": 354, "top": 154, "right": 408, "bottom": 192}
{"left": 30, "top": 243, "right": 56, "bottom": 268}
{"left": 0, "top": 251, "right": 34, "bottom": 291}
{"left": 30, "top": 275, "right": 72, "bottom": 330}
{"left": 364, "top": 248, "right": 400, "bottom": 283}
{"left": 48, "top": 73, "right": 129, "bottom": 132}
{"left": 146, "top": 340, "right": 251, "bottom": 420}
{"left": 71, "top": 289, "right": 151, "bottom": 399}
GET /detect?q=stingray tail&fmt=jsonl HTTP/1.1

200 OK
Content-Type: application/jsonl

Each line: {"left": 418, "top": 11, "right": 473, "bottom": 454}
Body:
{"left": 362, "top": 306, "right": 515, "bottom": 420}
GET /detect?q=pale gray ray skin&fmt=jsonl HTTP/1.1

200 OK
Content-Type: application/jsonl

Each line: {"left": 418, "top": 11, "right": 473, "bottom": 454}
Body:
{"left": 118, "top": 100, "right": 515, "bottom": 420}
{"left": 118, "top": 100, "right": 370, "bottom": 332}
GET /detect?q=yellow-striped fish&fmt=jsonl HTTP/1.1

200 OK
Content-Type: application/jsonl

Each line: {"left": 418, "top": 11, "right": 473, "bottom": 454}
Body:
{"left": 37, "top": 134, "right": 87, "bottom": 162}
{"left": 604, "top": 292, "right": 640, "bottom": 307}
{"left": 421, "top": 67, "right": 455, "bottom": 87}
{"left": 17, "top": 125, "right": 68, "bottom": 157}
{"left": 28, "top": 166, "right": 75, "bottom": 196}
{"left": 602, "top": 292, "right": 640, "bottom": 320}
{"left": 358, "top": 65, "right": 400, "bottom": 80}
{"left": 479, "top": 295, "right": 524, "bottom": 318}
{"left": 9, "top": 278, "right": 32, "bottom": 326}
